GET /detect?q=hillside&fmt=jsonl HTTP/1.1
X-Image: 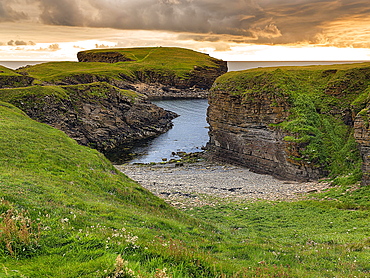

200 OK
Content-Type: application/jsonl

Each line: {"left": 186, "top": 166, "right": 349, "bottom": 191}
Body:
{"left": 0, "top": 102, "right": 225, "bottom": 277}
{"left": 208, "top": 62, "right": 370, "bottom": 184}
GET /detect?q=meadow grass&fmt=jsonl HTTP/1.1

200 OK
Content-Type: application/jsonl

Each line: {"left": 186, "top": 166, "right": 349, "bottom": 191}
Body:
{"left": 185, "top": 186, "right": 370, "bottom": 277}
{"left": 0, "top": 82, "right": 141, "bottom": 104}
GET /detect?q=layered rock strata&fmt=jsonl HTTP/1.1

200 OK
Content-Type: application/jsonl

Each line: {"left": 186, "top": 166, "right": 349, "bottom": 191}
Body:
{"left": 207, "top": 89, "right": 326, "bottom": 181}
{"left": 354, "top": 108, "right": 370, "bottom": 185}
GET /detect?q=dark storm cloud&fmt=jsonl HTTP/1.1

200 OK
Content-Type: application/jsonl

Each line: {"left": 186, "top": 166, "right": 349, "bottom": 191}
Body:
{"left": 38, "top": 0, "right": 84, "bottom": 26}
{"left": 9, "top": 0, "right": 370, "bottom": 46}
{"left": 0, "top": 1, "right": 27, "bottom": 22}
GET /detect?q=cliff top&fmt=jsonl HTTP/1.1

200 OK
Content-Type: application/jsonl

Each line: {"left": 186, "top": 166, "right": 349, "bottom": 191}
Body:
{"left": 213, "top": 62, "right": 370, "bottom": 113}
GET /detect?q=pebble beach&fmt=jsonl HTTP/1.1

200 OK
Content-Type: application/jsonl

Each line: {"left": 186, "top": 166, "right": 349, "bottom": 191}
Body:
{"left": 116, "top": 161, "right": 331, "bottom": 209}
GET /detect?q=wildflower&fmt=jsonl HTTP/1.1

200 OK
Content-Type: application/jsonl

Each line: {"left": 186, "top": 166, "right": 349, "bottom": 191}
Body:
{"left": 60, "top": 218, "right": 69, "bottom": 223}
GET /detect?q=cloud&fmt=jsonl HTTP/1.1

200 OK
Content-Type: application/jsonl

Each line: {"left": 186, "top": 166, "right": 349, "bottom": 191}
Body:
{"left": 5, "top": 0, "right": 370, "bottom": 47}
{"left": 0, "top": 2, "right": 28, "bottom": 22}
{"left": 7, "top": 40, "right": 36, "bottom": 46}
{"left": 38, "top": 0, "right": 85, "bottom": 26}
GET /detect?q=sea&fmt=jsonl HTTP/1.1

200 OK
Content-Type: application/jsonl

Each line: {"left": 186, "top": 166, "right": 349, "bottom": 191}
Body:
{"left": 2, "top": 60, "right": 369, "bottom": 163}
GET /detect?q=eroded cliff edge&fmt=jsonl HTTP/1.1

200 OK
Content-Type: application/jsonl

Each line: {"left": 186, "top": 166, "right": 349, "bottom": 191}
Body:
{"left": 207, "top": 64, "right": 370, "bottom": 184}
{"left": 0, "top": 83, "right": 177, "bottom": 153}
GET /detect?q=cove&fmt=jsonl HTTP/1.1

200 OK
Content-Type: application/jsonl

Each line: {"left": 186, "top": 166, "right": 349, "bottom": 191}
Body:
{"left": 129, "top": 99, "right": 209, "bottom": 163}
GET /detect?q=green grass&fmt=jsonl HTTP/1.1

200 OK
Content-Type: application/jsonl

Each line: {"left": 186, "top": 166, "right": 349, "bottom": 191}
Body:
{"left": 16, "top": 47, "right": 221, "bottom": 84}
{"left": 212, "top": 64, "right": 370, "bottom": 184}
{"left": 186, "top": 190, "right": 370, "bottom": 277}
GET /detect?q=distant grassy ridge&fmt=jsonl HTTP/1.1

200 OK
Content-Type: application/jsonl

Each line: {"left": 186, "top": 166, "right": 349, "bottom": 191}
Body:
{"left": 212, "top": 63, "right": 370, "bottom": 184}
{"left": 17, "top": 47, "right": 223, "bottom": 85}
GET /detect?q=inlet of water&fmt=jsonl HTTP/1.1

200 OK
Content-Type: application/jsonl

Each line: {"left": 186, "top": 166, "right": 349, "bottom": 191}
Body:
{"left": 128, "top": 99, "right": 209, "bottom": 163}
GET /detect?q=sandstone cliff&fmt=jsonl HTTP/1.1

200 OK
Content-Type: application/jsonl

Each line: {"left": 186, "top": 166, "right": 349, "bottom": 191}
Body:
{"left": 208, "top": 65, "right": 369, "bottom": 183}
{"left": 354, "top": 108, "right": 370, "bottom": 185}
{"left": 0, "top": 83, "right": 177, "bottom": 155}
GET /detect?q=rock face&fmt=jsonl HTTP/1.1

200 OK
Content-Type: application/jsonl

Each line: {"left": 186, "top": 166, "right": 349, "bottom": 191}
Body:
{"left": 77, "top": 51, "right": 134, "bottom": 63}
{"left": 3, "top": 83, "right": 177, "bottom": 153}
{"left": 0, "top": 75, "right": 34, "bottom": 88}
{"left": 354, "top": 108, "right": 370, "bottom": 185}
{"left": 207, "top": 89, "right": 326, "bottom": 181}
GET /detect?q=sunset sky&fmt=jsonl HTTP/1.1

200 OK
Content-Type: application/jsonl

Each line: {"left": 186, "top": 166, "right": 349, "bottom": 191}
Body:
{"left": 1, "top": 0, "right": 370, "bottom": 61}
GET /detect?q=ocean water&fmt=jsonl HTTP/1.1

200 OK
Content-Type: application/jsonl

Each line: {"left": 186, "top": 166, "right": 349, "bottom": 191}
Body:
{"left": 129, "top": 99, "right": 209, "bottom": 164}
{"left": 0, "top": 61, "right": 47, "bottom": 70}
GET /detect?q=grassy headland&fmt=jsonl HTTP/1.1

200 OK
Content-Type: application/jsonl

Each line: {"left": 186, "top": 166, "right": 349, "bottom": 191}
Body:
{"left": 16, "top": 47, "right": 224, "bottom": 85}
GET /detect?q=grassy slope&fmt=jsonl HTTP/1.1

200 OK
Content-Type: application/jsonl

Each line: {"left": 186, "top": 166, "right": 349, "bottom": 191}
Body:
{"left": 0, "top": 61, "right": 369, "bottom": 277}
{"left": 212, "top": 63, "right": 370, "bottom": 184}
{"left": 0, "top": 102, "right": 225, "bottom": 277}
{"left": 16, "top": 47, "right": 221, "bottom": 83}
{"left": 188, "top": 192, "right": 370, "bottom": 278}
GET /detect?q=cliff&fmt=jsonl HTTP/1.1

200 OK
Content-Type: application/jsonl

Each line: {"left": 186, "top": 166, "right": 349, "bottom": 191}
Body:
{"left": 18, "top": 47, "right": 228, "bottom": 99}
{"left": 208, "top": 64, "right": 369, "bottom": 183}
{"left": 0, "top": 83, "right": 177, "bottom": 155}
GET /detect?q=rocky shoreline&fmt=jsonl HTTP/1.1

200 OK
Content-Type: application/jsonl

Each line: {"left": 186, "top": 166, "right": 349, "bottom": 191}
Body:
{"left": 116, "top": 161, "right": 331, "bottom": 209}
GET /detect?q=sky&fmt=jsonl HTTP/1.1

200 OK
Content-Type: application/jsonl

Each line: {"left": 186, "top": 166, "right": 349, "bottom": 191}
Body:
{"left": 1, "top": 0, "right": 370, "bottom": 61}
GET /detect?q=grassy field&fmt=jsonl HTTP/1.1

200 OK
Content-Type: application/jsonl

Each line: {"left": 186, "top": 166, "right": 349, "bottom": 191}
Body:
{"left": 0, "top": 100, "right": 369, "bottom": 277}
{"left": 16, "top": 47, "right": 221, "bottom": 84}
